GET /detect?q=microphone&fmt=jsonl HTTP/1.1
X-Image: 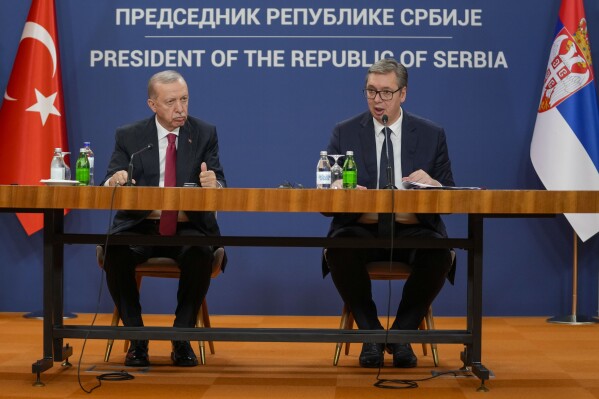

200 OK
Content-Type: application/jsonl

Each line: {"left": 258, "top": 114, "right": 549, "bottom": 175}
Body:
{"left": 125, "top": 144, "right": 153, "bottom": 186}
{"left": 381, "top": 114, "right": 395, "bottom": 189}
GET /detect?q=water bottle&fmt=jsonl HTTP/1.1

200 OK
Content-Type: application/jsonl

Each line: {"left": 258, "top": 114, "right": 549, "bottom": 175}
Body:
{"left": 316, "top": 151, "right": 331, "bottom": 189}
{"left": 342, "top": 150, "right": 357, "bottom": 189}
{"left": 83, "top": 141, "right": 95, "bottom": 185}
{"left": 50, "top": 148, "right": 65, "bottom": 180}
{"left": 75, "top": 148, "right": 90, "bottom": 186}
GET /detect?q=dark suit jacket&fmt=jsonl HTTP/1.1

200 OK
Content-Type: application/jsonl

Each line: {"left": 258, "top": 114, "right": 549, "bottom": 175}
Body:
{"left": 101, "top": 115, "right": 227, "bottom": 266}
{"left": 326, "top": 110, "right": 454, "bottom": 236}
{"left": 324, "top": 110, "right": 456, "bottom": 279}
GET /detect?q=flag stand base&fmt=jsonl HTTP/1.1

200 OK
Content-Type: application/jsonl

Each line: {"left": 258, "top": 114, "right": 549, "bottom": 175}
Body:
{"left": 546, "top": 232, "right": 597, "bottom": 326}
{"left": 23, "top": 310, "right": 77, "bottom": 320}
{"left": 547, "top": 314, "right": 598, "bottom": 325}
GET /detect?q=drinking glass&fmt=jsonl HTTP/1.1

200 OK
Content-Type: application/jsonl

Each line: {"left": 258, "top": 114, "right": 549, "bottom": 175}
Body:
{"left": 61, "top": 152, "right": 71, "bottom": 180}
{"left": 329, "top": 154, "right": 344, "bottom": 189}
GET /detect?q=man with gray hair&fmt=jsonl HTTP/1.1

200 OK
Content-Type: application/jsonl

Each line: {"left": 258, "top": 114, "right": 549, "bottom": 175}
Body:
{"left": 323, "top": 58, "right": 455, "bottom": 368}
{"left": 101, "top": 70, "right": 226, "bottom": 367}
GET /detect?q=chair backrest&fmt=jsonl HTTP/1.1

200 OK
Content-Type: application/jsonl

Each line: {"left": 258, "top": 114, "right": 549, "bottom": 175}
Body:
{"left": 210, "top": 247, "right": 225, "bottom": 278}
{"left": 96, "top": 245, "right": 105, "bottom": 268}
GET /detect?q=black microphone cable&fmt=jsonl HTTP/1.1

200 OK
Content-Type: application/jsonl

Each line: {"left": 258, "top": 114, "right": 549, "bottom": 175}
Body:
{"left": 373, "top": 179, "right": 408, "bottom": 388}
{"left": 76, "top": 183, "right": 134, "bottom": 394}
{"left": 372, "top": 169, "right": 463, "bottom": 389}
{"left": 372, "top": 118, "right": 446, "bottom": 389}
{"left": 372, "top": 176, "right": 429, "bottom": 389}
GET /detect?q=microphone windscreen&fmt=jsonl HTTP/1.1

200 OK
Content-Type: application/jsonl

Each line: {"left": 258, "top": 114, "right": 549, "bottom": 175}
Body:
{"left": 382, "top": 114, "right": 388, "bottom": 124}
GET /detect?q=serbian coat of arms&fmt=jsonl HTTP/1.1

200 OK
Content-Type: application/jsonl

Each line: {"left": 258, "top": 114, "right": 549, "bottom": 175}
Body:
{"left": 539, "top": 18, "right": 594, "bottom": 112}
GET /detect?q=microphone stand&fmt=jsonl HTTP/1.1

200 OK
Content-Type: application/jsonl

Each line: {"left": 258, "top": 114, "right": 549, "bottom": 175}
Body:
{"left": 125, "top": 144, "right": 153, "bottom": 186}
{"left": 125, "top": 160, "right": 135, "bottom": 186}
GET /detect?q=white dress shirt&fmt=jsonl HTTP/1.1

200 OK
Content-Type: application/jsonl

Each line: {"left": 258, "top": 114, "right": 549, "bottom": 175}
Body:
{"left": 147, "top": 117, "right": 188, "bottom": 221}
{"left": 155, "top": 118, "right": 179, "bottom": 188}
{"left": 358, "top": 108, "right": 418, "bottom": 225}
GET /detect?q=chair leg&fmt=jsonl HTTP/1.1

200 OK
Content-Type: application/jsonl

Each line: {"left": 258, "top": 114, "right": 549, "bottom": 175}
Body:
{"left": 418, "top": 318, "right": 428, "bottom": 356}
{"left": 424, "top": 307, "right": 439, "bottom": 367}
{"left": 196, "top": 307, "right": 206, "bottom": 365}
{"left": 195, "top": 298, "right": 216, "bottom": 365}
{"left": 344, "top": 314, "right": 354, "bottom": 355}
{"left": 201, "top": 299, "right": 215, "bottom": 355}
{"left": 104, "top": 307, "right": 120, "bottom": 362}
{"left": 334, "top": 303, "right": 352, "bottom": 366}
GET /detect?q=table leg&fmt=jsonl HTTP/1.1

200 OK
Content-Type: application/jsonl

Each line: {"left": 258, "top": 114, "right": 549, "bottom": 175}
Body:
{"left": 32, "top": 209, "right": 72, "bottom": 386}
{"left": 465, "top": 214, "right": 491, "bottom": 389}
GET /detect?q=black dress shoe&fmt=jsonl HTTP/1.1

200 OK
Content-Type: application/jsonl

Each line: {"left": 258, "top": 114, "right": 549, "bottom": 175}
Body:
{"left": 171, "top": 341, "right": 198, "bottom": 367}
{"left": 125, "top": 340, "right": 149, "bottom": 367}
{"left": 359, "top": 343, "right": 385, "bottom": 368}
{"left": 390, "top": 343, "right": 417, "bottom": 368}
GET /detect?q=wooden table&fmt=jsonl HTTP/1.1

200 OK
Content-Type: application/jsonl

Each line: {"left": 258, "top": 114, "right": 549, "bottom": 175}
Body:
{"left": 2, "top": 186, "right": 599, "bottom": 389}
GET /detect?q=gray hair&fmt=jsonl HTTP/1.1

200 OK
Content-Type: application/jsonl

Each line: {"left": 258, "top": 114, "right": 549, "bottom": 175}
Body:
{"left": 365, "top": 58, "right": 408, "bottom": 88}
{"left": 147, "top": 70, "right": 186, "bottom": 99}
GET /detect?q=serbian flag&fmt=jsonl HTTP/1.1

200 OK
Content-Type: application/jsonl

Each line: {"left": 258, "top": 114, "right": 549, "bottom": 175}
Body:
{"left": 531, "top": 0, "right": 599, "bottom": 242}
{"left": 0, "top": 0, "right": 69, "bottom": 236}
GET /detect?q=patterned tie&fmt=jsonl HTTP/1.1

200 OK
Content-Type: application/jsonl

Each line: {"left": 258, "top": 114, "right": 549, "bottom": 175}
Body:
{"left": 379, "top": 128, "right": 395, "bottom": 237}
{"left": 159, "top": 133, "right": 177, "bottom": 236}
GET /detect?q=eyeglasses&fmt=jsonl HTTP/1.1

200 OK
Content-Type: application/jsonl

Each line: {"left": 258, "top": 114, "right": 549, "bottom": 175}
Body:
{"left": 363, "top": 88, "right": 401, "bottom": 101}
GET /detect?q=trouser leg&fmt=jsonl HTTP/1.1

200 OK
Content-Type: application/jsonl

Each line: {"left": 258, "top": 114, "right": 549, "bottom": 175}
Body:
{"left": 392, "top": 247, "right": 452, "bottom": 330}
{"left": 326, "top": 223, "right": 453, "bottom": 332}
{"left": 172, "top": 228, "right": 214, "bottom": 328}
{"left": 103, "top": 243, "right": 149, "bottom": 327}
{"left": 326, "top": 226, "right": 383, "bottom": 330}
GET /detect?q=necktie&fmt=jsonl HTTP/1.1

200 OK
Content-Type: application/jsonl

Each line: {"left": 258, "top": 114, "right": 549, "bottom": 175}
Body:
{"left": 159, "top": 133, "right": 177, "bottom": 236}
{"left": 379, "top": 128, "right": 394, "bottom": 190}
{"left": 378, "top": 128, "right": 395, "bottom": 237}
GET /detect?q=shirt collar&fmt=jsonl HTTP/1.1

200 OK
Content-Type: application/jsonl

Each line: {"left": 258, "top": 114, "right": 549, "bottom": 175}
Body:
{"left": 155, "top": 115, "right": 180, "bottom": 139}
{"left": 373, "top": 107, "right": 403, "bottom": 138}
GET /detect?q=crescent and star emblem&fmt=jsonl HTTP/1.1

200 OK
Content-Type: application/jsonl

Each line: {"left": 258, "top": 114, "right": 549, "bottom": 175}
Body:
{"left": 4, "top": 21, "right": 61, "bottom": 126}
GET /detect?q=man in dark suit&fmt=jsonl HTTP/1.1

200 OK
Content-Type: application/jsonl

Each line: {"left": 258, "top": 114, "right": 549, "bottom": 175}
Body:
{"left": 101, "top": 70, "right": 226, "bottom": 367}
{"left": 324, "top": 58, "right": 455, "bottom": 368}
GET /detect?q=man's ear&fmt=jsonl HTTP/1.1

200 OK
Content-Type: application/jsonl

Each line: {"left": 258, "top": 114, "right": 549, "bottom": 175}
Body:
{"left": 147, "top": 98, "right": 156, "bottom": 113}
{"left": 399, "top": 87, "right": 407, "bottom": 104}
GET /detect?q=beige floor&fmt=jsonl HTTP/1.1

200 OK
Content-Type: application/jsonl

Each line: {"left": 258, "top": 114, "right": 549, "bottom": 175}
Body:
{"left": 1, "top": 313, "right": 599, "bottom": 398}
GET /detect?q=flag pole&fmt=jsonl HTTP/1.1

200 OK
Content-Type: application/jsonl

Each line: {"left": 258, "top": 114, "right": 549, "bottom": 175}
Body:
{"left": 547, "top": 231, "right": 597, "bottom": 324}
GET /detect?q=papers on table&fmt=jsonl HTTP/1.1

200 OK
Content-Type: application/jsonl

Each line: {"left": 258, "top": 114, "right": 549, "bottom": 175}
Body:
{"left": 401, "top": 181, "right": 482, "bottom": 190}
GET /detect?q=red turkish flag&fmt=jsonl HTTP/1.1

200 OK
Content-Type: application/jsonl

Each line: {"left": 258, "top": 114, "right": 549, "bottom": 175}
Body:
{"left": 0, "top": 0, "right": 69, "bottom": 235}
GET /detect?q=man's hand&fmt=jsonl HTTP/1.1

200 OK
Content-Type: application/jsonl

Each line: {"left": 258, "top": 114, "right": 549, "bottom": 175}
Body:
{"left": 109, "top": 170, "right": 133, "bottom": 186}
{"left": 402, "top": 169, "right": 441, "bottom": 186}
{"left": 199, "top": 162, "right": 219, "bottom": 188}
